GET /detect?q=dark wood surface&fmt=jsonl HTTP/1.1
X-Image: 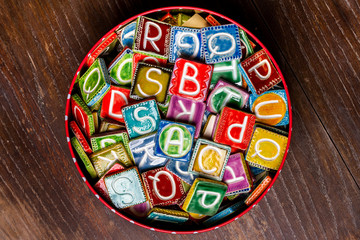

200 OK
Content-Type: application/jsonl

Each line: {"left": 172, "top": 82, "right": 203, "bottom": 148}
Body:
{"left": 1, "top": 0, "right": 359, "bottom": 239}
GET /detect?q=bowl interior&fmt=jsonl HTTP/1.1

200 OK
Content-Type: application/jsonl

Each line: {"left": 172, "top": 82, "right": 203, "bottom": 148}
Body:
{"left": 65, "top": 6, "right": 292, "bottom": 234}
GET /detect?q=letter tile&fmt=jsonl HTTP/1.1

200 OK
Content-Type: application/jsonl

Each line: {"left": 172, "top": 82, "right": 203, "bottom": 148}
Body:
{"left": 93, "top": 163, "right": 126, "bottom": 202}
{"left": 78, "top": 58, "right": 111, "bottom": 110}
{"left": 71, "top": 137, "right": 97, "bottom": 179}
{"left": 245, "top": 126, "right": 288, "bottom": 171}
{"left": 206, "top": 79, "right": 249, "bottom": 114}
{"left": 133, "top": 16, "right": 172, "bottom": 58}
{"left": 90, "top": 130, "right": 131, "bottom": 157}
{"left": 249, "top": 90, "right": 289, "bottom": 126}
{"left": 100, "top": 85, "right": 131, "bottom": 123}
{"left": 210, "top": 60, "right": 243, "bottom": 89}
{"left": 146, "top": 207, "right": 189, "bottom": 224}
{"left": 121, "top": 99, "right": 161, "bottom": 139}
{"left": 129, "top": 133, "right": 168, "bottom": 173}
{"left": 201, "top": 24, "right": 242, "bottom": 64}
{"left": 108, "top": 48, "right": 133, "bottom": 87}
{"left": 154, "top": 120, "right": 196, "bottom": 162}
{"left": 90, "top": 143, "right": 133, "bottom": 177}
{"left": 222, "top": 153, "right": 252, "bottom": 196}
{"left": 69, "top": 120, "right": 92, "bottom": 154}
{"left": 182, "top": 178, "right": 227, "bottom": 216}
{"left": 142, "top": 167, "right": 185, "bottom": 206}
{"left": 71, "top": 94, "right": 95, "bottom": 138}
{"left": 86, "top": 32, "right": 119, "bottom": 67}
{"left": 115, "top": 21, "right": 137, "bottom": 49}
{"left": 239, "top": 49, "right": 282, "bottom": 95}
{"left": 169, "top": 26, "right": 203, "bottom": 63}
{"left": 169, "top": 58, "right": 213, "bottom": 101}
{"left": 188, "top": 138, "right": 231, "bottom": 181}
{"left": 214, "top": 107, "right": 256, "bottom": 150}
{"left": 105, "top": 167, "right": 147, "bottom": 209}
{"left": 166, "top": 95, "right": 206, "bottom": 138}
{"left": 130, "top": 62, "right": 172, "bottom": 104}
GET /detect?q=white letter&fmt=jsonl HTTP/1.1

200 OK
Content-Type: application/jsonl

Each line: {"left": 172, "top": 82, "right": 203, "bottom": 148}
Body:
{"left": 133, "top": 142, "right": 166, "bottom": 168}
{"left": 224, "top": 166, "right": 244, "bottom": 184}
{"left": 136, "top": 68, "right": 163, "bottom": 97}
{"left": 197, "top": 190, "right": 221, "bottom": 208}
{"left": 254, "top": 100, "right": 283, "bottom": 119}
{"left": 179, "top": 62, "right": 200, "bottom": 96}
{"left": 227, "top": 116, "right": 248, "bottom": 143}
{"left": 164, "top": 127, "right": 184, "bottom": 154}
{"left": 83, "top": 68, "right": 101, "bottom": 100}
{"left": 100, "top": 138, "right": 116, "bottom": 148}
{"left": 248, "top": 60, "right": 271, "bottom": 80}
{"left": 74, "top": 106, "right": 85, "bottom": 129}
{"left": 208, "top": 33, "right": 235, "bottom": 58}
{"left": 177, "top": 32, "right": 200, "bottom": 59}
{"left": 149, "top": 171, "right": 176, "bottom": 200}
{"left": 251, "top": 138, "right": 280, "bottom": 161}
{"left": 132, "top": 107, "right": 156, "bottom": 135}
{"left": 116, "top": 58, "right": 132, "bottom": 84}
{"left": 176, "top": 100, "right": 196, "bottom": 122}
{"left": 197, "top": 146, "right": 222, "bottom": 174}
{"left": 109, "top": 90, "right": 128, "bottom": 119}
{"left": 143, "top": 21, "right": 162, "bottom": 52}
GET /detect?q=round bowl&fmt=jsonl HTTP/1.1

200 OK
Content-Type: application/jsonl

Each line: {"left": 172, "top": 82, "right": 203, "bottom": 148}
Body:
{"left": 65, "top": 6, "right": 292, "bottom": 234}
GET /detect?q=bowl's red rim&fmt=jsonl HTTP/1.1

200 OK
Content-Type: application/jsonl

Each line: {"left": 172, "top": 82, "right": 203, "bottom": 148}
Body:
{"left": 64, "top": 6, "right": 292, "bottom": 235}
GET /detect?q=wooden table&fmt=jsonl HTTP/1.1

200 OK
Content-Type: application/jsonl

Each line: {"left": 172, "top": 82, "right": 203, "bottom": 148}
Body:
{"left": 1, "top": 1, "right": 359, "bottom": 239}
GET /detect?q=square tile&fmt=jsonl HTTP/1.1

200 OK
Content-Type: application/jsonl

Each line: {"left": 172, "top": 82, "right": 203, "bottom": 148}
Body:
{"left": 99, "top": 85, "right": 131, "bottom": 123}
{"left": 78, "top": 58, "right": 111, "bottom": 110}
{"left": 210, "top": 60, "right": 242, "bottom": 89}
{"left": 130, "top": 62, "right": 172, "bottom": 104}
{"left": 93, "top": 163, "right": 125, "bottom": 202}
{"left": 108, "top": 48, "right": 133, "bottom": 86}
{"left": 169, "top": 58, "right": 213, "bottom": 101}
{"left": 214, "top": 107, "right": 256, "bottom": 150}
{"left": 154, "top": 120, "right": 195, "bottom": 162}
{"left": 222, "top": 153, "right": 252, "bottom": 196}
{"left": 129, "top": 133, "right": 168, "bottom": 173}
{"left": 133, "top": 16, "right": 171, "bottom": 58}
{"left": 201, "top": 24, "right": 242, "bottom": 64}
{"left": 90, "top": 143, "right": 133, "bottom": 177}
{"left": 122, "top": 99, "right": 161, "bottom": 139}
{"left": 182, "top": 178, "right": 227, "bottom": 216}
{"left": 146, "top": 207, "right": 189, "bottom": 224}
{"left": 115, "top": 21, "right": 137, "bottom": 49}
{"left": 249, "top": 89, "right": 289, "bottom": 126}
{"left": 142, "top": 167, "right": 185, "bottom": 206}
{"left": 188, "top": 138, "right": 231, "bottom": 181}
{"left": 206, "top": 79, "right": 249, "bottom": 114}
{"left": 169, "top": 26, "right": 203, "bottom": 63}
{"left": 90, "top": 130, "right": 131, "bottom": 157}
{"left": 105, "top": 167, "right": 147, "bottom": 209}
{"left": 71, "top": 94, "right": 95, "bottom": 138}
{"left": 245, "top": 126, "right": 288, "bottom": 171}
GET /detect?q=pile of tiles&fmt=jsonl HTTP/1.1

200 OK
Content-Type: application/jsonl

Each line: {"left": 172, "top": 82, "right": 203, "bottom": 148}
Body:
{"left": 69, "top": 10, "right": 289, "bottom": 228}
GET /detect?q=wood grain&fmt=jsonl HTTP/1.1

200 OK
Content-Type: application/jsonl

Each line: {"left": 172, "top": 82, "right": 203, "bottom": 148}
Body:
{"left": 0, "top": 0, "right": 359, "bottom": 239}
